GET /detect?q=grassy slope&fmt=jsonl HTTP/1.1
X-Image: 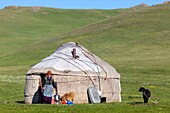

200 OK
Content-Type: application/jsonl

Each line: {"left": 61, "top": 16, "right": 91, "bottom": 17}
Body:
{"left": 0, "top": 7, "right": 120, "bottom": 58}
{"left": 0, "top": 4, "right": 170, "bottom": 113}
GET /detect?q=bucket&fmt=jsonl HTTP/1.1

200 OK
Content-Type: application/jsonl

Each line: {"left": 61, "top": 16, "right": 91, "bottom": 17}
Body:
{"left": 51, "top": 98, "right": 56, "bottom": 104}
{"left": 54, "top": 95, "right": 60, "bottom": 104}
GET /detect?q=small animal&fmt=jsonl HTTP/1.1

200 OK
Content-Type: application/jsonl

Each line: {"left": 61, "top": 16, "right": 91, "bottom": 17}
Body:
{"left": 138, "top": 87, "right": 151, "bottom": 103}
{"left": 61, "top": 92, "right": 75, "bottom": 102}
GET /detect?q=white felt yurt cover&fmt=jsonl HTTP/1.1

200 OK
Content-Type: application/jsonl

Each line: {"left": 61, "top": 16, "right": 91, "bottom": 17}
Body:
{"left": 25, "top": 42, "right": 121, "bottom": 104}
{"left": 27, "top": 42, "right": 120, "bottom": 79}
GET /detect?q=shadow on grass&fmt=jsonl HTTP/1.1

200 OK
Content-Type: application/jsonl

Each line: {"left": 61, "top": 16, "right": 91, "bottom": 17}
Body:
{"left": 16, "top": 100, "right": 25, "bottom": 104}
{"left": 127, "top": 102, "right": 144, "bottom": 105}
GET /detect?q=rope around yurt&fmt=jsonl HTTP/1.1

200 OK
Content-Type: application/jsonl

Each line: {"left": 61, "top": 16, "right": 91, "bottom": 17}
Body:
{"left": 51, "top": 53, "right": 96, "bottom": 85}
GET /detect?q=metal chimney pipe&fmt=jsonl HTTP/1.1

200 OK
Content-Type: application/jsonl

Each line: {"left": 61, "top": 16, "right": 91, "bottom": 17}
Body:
{"left": 72, "top": 48, "right": 76, "bottom": 58}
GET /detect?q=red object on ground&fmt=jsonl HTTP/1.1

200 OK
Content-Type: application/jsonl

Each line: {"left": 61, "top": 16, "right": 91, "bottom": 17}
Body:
{"left": 62, "top": 100, "right": 67, "bottom": 104}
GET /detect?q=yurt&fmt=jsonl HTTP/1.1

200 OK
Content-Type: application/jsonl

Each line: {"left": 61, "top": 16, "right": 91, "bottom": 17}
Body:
{"left": 24, "top": 42, "right": 121, "bottom": 104}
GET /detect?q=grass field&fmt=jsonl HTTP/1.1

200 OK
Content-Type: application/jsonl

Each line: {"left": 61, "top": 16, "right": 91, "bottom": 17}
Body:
{"left": 0, "top": 4, "right": 170, "bottom": 113}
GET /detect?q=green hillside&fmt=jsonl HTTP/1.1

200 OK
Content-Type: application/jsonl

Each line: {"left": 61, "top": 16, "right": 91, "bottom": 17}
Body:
{"left": 0, "top": 4, "right": 170, "bottom": 113}
{"left": 0, "top": 7, "right": 124, "bottom": 68}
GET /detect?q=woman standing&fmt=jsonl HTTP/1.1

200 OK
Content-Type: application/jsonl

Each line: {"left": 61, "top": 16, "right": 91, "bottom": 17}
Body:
{"left": 41, "top": 70, "right": 57, "bottom": 104}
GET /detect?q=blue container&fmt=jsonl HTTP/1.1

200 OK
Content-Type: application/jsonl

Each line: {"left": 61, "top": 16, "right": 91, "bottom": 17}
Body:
{"left": 67, "top": 100, "right": 74, "bottom": 105}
